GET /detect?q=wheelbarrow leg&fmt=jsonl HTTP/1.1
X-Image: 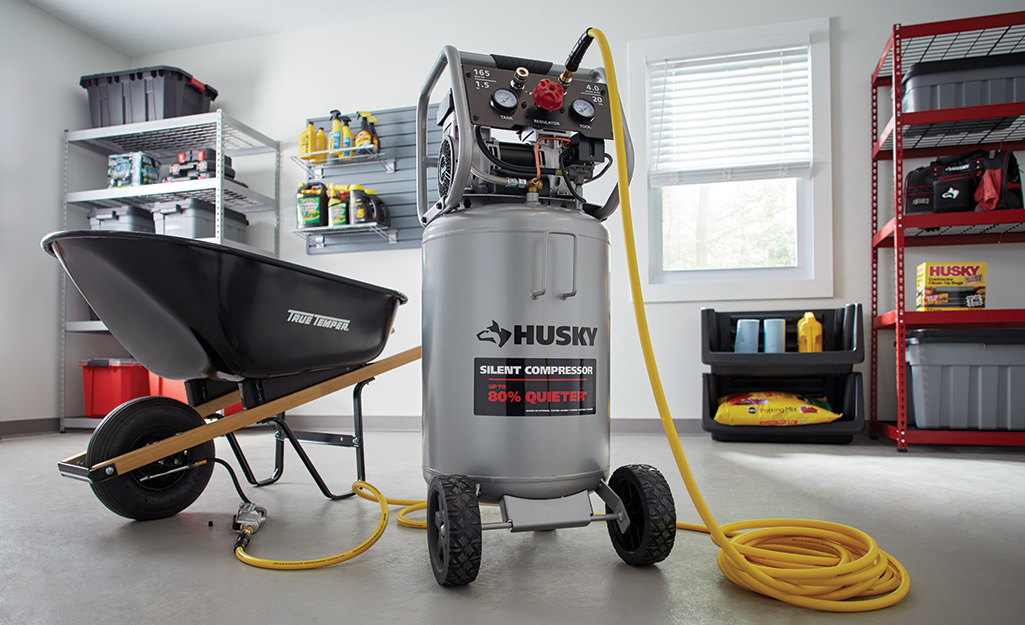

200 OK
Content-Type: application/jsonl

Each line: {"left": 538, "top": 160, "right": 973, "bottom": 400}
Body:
{"left": 224, "top": 425, "right": 286, "bottom": 487}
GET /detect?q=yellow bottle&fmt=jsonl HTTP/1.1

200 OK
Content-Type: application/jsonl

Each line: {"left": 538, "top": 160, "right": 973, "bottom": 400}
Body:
{"left": 314, "top": 127, "right": 327, "bottom": 164}
{"left": 328, "top": 110, "right": 344, "bottom": 159}
{"left": 299, "top": 122, "right": 316, "bottom": 161}
{"left": 797, "top": 312, "right": 823, "bottom": 353}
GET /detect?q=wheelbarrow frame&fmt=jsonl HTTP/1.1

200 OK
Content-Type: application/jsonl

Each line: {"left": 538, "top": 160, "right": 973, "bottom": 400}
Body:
{"left": 58, "top": 347, "right": 421, "bottom": 489}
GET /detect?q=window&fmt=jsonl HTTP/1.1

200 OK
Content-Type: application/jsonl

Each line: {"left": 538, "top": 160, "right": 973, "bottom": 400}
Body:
{"left": 629, "top": 20, "right": 833, "bottom": 301}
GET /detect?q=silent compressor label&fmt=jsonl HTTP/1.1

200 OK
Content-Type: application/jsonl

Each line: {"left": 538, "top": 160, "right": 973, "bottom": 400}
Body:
{"left": 474, "top": 358, "right": 597, "bottom": 417}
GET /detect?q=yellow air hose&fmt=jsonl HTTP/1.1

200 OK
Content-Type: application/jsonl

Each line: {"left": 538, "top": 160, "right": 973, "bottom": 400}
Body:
{"left": 586, "top": 27, "right": 909, "bottom": 612}
{"left": 239, "top": 31, "right": 909, "bottom": 612}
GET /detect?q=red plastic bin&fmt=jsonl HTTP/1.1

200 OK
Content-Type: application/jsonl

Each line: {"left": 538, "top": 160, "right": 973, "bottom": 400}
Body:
{"left": 80, "top": 359, "right": 150, "bottom": 418}
{"left": 148, "top": 371, "right": 190, "bottom": 404}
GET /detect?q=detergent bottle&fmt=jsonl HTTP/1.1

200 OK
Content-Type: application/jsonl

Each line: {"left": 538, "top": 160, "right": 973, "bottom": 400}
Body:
{"left": 367, "top": 189, "right": 389, "bottom": 227}
{"left": 314, "top": 127, "right": 327, "bottom": 163}
{"left": 797, "top": 312, "right": 823, "bottom": 353}
{"left": 354, "top": 113, "right": 373, "bottom": 153}
{"left": 340, "top": 116, "right": 354, "bottom": 160}
{"left": 349, "top": 184, "right": 371, "bottom": 223}
{"left": 328, "top": 110, "right": 344, "bottom": 159}
{"left": 298, "top": 122, "right": 316, "bottom": 161}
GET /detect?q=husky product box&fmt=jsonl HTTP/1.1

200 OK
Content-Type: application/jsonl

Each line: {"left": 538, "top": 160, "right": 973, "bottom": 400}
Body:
{"left": 80, "top": 66, "right": 218, "bottom": 128}
{"left": 80, "top": 359, "right": 150, "bottom": 418}
{"left": 152, "top": 198, "right": 248, "bottom": 242}
{"left": 904, "top": 52, "right": 1025, "bottom": 113}
{"left": 916, "top": 262, "right": 986, "bottom": 311}
{"left": 88, "top": 206, "right": 155, "bottom": 233}
{"left": 906, "top": 329, "right": 1025, "bottom": 430}
{"left": 108, "top": 152, "right": 159, "bottom": 187}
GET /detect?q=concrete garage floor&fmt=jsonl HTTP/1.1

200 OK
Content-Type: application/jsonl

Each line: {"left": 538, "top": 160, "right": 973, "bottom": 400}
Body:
{"left": 1, "top": 427, "right": 1023, "bottom": 624}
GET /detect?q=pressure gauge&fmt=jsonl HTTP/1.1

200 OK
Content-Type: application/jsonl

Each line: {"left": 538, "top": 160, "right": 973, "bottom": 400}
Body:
{"left": 490, "top": 88, "right": 519, "bottom": 114}
{"left": 570, "top": 98, "right": 596, "bottom": 122}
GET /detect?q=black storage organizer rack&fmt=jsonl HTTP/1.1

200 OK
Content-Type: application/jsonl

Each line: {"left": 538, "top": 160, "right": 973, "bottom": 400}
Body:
{"left": 700, "top": 304, "right": 865, "bottom": 443}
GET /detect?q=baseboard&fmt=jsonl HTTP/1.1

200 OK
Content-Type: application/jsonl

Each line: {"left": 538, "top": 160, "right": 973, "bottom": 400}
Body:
{"left": 282, "top": 415, "right": 704, "bottom": 436}
{"left": 0, "top": 418, "right": 61, "bottom": 438}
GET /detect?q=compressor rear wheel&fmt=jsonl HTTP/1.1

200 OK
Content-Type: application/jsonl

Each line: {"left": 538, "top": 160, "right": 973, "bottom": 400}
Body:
{"left": 86, "top": 396, "right": 214, "bottom": 521}
{"left": 607, "top": 464, "right": 676, "bottom": 566}
{"left": 427, "top": 475, "right": 482, "bottom": 586}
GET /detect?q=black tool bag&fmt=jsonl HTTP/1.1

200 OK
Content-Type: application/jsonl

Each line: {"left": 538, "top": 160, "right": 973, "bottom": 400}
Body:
{"left": 904, "top": 166, "right": 935, "bottom": 213}
{"left": 931, "top": 150, "right": 986, "bottom": 213}
{"left": 975, "top": 151, "right": 1023, "bottom": 211}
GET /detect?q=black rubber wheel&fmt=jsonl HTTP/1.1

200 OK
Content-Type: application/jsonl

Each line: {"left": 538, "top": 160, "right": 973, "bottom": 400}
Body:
{"left": 606, "top": 464, "right": 676, "bottom": 566}
{"left": 427, "top": 475, "right": 482, "bottom": 586}
{"left": 86, "top": 396, "right": 214, "bottom": 521}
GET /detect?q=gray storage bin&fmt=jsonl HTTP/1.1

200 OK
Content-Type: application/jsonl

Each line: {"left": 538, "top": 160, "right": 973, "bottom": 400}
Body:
{"left": 88, "top": 206, "right": 154, "bottom": 233}
{"left": 904, "top": 52, "right": 1025, "bottom": 113}
{"left": 906, "top": 329, "right": 1025, "bottom": 431}
{"left": 153, "top": 198, "right": 247, "bottom": 242}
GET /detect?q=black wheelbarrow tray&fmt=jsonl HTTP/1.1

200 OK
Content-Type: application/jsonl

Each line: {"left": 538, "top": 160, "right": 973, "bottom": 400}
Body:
{"left": 45, "top": 230, "right": 419, "bottom": 520}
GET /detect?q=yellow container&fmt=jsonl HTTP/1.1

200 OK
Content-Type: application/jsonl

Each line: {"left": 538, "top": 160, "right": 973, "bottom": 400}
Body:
{"left": 313, "top": 128, "right": 327, "bottom": 163}
{"left": 298, "top": 122, "right": 316, "bottom": 161}
{"left": 797, "top": 312, "right": 822, "bottom": 353}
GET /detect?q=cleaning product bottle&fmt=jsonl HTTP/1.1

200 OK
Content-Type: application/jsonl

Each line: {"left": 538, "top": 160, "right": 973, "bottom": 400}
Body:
{"left": 349, "top": 184, "right": 370, "bottom": 223}
{"left": 797, "top": 312, "right": 823, "bottom": 353}
{"left": 328, "top": 184, "right": 350, "bottom": 227}
{"left": 340, "top": 116, "right": 353, "bottom": 160}
{"left": 354, "top": 113, "right": 373, "bottom": 154}
{"left": 296, "top": 181, "right": 328, "bottom": 228}
{"left": 314, "top": 127, "right": 327, "bottom": 164}
{"left": 366, "top": 189, "right": 389, "bottom": 226}
{"left": 299, "top": 122, "right": 316, "bottom": 161}
{"left": 367, "top": 114, "right": 380, "bottom": 153}
{"left": 328, "top": 110, "right": 344, "bottom": 159}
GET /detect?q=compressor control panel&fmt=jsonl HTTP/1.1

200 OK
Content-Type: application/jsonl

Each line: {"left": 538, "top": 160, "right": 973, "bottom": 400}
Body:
{"left": 462, "top": 63, "right": 614, "bottom": 140}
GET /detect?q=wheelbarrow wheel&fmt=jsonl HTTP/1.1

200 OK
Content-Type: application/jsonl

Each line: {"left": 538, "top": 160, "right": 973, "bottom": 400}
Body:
{"left": 86, "top": 396, "right": 215, "bottom": 521}
{"left": 607, "top": 464, "right": 676, "bottom": 566}
{"left": 427, "top": 475, "right": 481, "bottom": 586}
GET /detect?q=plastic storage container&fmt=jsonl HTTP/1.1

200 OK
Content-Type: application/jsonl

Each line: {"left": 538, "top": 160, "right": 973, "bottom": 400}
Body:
{"left": 906, "top": 329, "right": 1025, "bottom": 430}
{"left": 153, "top": 198, "right": 248, "bottom": 241}
{"left": 904, "top": 52, "right": 1025, "bottom": 113}
{"left": 80, "top": 66, "right": 218, "bottom": 128}
{"left": 701, "top": 304, "right": 865, "bottom": 443}
{"left": 80, "top": 359, "right": 150, "bottom": 418}
{"left": 148, "top": 371, "right": 189, "bottom": 404}
{"left": 88, "top": 206, "right": 155, "bottom": 233}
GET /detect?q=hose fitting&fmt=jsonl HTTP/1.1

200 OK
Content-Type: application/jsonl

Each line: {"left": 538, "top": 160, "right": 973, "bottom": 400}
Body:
{"left": 560, "top": 27, "right": 596, "bottom": 85}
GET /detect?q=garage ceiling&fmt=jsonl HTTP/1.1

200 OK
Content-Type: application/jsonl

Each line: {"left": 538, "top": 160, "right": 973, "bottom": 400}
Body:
{"left": 23, "top": 0, "right": 430, "bottom": 56}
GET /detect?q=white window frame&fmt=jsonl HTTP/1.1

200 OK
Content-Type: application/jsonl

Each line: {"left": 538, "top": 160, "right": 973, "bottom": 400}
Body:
{"left": 627, "top": 19, "right": 833, "bottom": 302}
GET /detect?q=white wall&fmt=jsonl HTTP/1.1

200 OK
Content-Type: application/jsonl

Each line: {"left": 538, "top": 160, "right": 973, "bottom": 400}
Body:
{"left": 5, "top": 0, "right": 1023, "bottom": 430}
{"left": 0, "top": 0, "right": 129, "bottom": 431}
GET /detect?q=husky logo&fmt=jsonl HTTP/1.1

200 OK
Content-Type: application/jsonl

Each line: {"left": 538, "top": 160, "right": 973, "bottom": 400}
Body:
{"left": 942, "top": 187, "right": 960, "bottom": 200}
{"left": 476, "top": 321, "right": 598, "bottom": 348}
{"left": 477, "top": 320, "right": 512, "bottom": 348}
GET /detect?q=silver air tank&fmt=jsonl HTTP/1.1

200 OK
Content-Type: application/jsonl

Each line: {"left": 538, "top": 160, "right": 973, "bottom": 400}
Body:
{"left": 422, "top": 202, "right": 610, "bottom": 502}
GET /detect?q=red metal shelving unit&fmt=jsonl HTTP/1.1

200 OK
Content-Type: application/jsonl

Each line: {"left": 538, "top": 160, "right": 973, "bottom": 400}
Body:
{"left": 870, "top": 11, "right": 1025, "bottom": 451}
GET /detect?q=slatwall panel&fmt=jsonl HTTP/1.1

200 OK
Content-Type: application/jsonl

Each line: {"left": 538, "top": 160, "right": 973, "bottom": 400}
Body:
{"left": 299, "top": 104, "right": 441, "bottom": 253}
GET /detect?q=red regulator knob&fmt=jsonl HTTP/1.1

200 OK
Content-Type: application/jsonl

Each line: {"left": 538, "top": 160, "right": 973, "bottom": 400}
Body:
{"left": 531, "top": 78, "right": 565, "bottom": 111}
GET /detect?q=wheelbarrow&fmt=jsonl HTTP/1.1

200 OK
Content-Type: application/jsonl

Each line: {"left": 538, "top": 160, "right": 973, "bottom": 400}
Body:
{"left": 44, "top": 230, "right": 418, "bottom": 520}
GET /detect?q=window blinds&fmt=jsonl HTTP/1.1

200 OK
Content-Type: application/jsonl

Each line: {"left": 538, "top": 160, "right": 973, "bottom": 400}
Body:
{"left": 649, "top": 44, "right": 812, "bottom": 187}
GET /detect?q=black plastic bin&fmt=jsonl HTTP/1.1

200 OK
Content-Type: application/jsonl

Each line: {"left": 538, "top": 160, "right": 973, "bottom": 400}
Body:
{"left": 701, "top": 372, "right": 864, "bottom": 444}
{"left": 700, "top": 304, "right": 865, "bottom": 443}
{"left": 80, "top": 66, "right": 218, "bottom": 128}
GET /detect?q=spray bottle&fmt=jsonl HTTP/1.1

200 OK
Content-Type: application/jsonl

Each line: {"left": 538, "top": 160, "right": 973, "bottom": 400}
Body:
{"left": 328, "top": 110, "right": 344, "bottom": 159}
{"left": 357, "top": 111, "right": 381, "bottom": 153}
{"left": 354, "top": 113, "right": 373, "bottom": 154}
{"left": 298, "top": 122, "right": 316, "bottom": 161}
{"left": 340, "top": 116, "right": 354, "bottom": 160}
{"left": 328, "top": 184, "right": 350, "bottom": 227}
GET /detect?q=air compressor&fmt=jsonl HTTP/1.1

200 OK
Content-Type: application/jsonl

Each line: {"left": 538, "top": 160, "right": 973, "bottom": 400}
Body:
{"left": 416, "top": 36, "right": 676, "bottom": 585}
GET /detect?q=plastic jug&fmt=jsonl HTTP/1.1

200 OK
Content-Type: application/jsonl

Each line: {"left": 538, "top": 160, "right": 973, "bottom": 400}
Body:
{"left": 296, "top": 181, "right": 328, "bottom": 228}
{"left": 299, "top": 122, "right": 316, "bottom": 161}
{"left": 349, "top": 185, "right": 372, "bottom": 223}
{"left": 328, "top": 185, "right": 349, "bottom": 227}
{"left": 797, "top": 312, "right": 823, "bottom": 353}
{"left": 314, "top": 128, "right": 327, "bottom": 163}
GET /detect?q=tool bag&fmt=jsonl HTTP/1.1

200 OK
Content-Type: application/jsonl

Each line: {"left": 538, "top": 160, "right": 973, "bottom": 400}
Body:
{"left": 931, "top": 149, "right": 986, "bottom": 213}
{"left": 904, "top": 166, "right": 935, "bottom": 213}
{"left": 975, "top": 151, "right": 1023, "bottom": 211}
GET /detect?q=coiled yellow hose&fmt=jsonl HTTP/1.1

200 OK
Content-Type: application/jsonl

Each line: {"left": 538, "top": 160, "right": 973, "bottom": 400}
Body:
{"left": 586, "top": 27, "right": 909, "bottom": 612}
